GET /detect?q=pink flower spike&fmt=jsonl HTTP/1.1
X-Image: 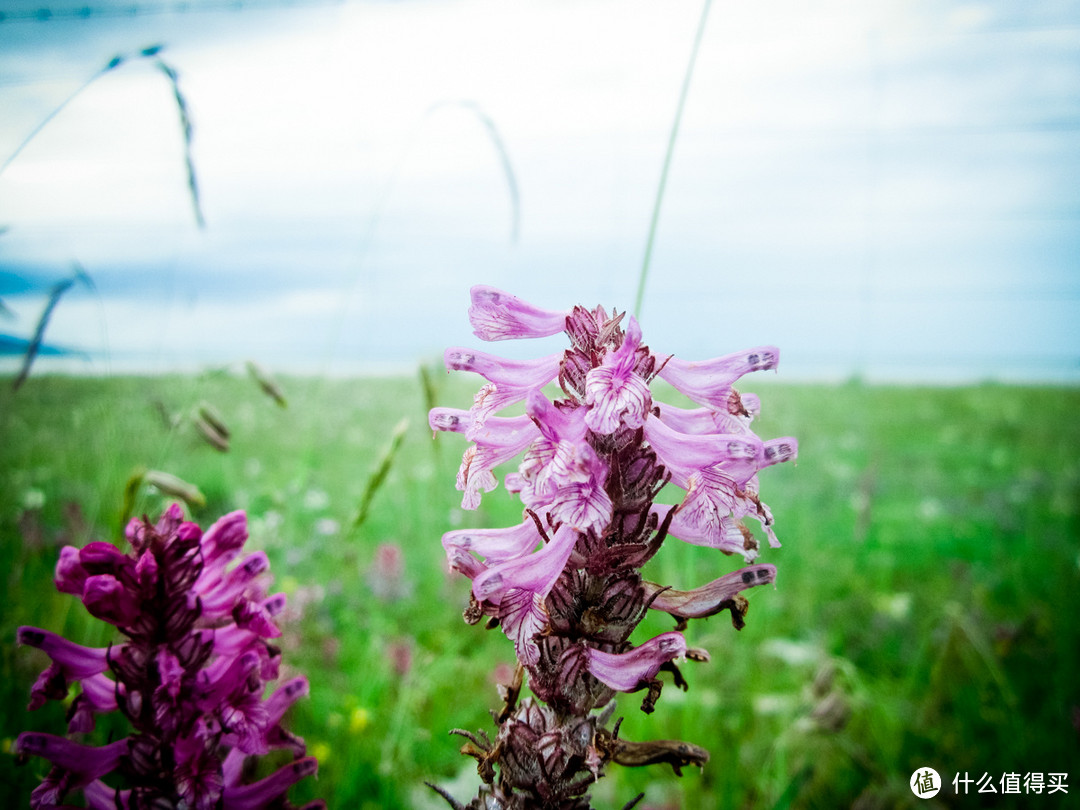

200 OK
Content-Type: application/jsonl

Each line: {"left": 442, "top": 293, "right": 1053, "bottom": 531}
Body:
{"left": 584, "top": 316, "right": 652, "bottom": 435}
{"left": 221, "top": 756, "right": 318, "bottom": 810}
{"left": 585, "top": 632, "right": 688, "bottom": 693}
{"left": 643, "top": 564, "right": 777, "bottom": 619}
{"left": 441, "top": 519, "right": 543, "bottom": 565}
{"left": 468, "top": 285, "right": 569, "bottom": 341}
{"left": 657, "top": 346, "right": 779, "bottom": 410}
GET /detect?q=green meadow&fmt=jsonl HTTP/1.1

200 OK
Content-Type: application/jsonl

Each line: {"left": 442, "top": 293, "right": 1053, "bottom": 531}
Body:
{"left": 1, "top": 372, "right": 1078, "bottom": 809}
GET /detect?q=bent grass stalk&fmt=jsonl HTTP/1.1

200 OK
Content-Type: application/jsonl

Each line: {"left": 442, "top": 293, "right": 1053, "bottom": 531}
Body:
{"left": 634, "top": 0, "right": 713, "bottom": 320}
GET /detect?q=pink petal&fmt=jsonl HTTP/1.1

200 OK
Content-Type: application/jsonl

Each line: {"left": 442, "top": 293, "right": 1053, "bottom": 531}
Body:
{"left": 656, "top": 346, "right": 779, "bottom": 410}
{"left": 472, "top": 524, "right": 578, "bottom": 605}
{"left": 585, "top": 632, "right": 687, "bottom": 692}
{"left": 644, "top": 564, "right": 777, "bottom": 618}
{"left": 468, "top": 285, "right": 568, "bottom": 341}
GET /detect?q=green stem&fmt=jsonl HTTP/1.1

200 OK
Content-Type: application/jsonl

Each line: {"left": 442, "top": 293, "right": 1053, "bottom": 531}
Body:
{"left": 634, "top": 0, "right": 713, "bottom": 319}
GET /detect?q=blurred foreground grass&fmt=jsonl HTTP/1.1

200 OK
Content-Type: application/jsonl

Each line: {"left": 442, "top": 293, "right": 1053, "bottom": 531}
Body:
{"left": 1, "top": 373, "right": 1078, "bottom": 809}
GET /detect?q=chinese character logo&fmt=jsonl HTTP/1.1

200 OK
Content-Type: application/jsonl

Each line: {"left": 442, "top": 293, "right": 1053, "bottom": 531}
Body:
{"left": 911, "top": 767, "right": 942, "bottom": 798}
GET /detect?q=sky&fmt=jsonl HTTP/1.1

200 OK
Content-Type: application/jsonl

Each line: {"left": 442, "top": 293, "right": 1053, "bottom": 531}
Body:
{"left": 1, "top": 0, "right": 1078, "bottom": 381}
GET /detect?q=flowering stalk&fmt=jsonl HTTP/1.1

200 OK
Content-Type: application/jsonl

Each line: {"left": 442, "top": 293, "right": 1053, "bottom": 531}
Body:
{"left": 430, "top": 286, "right": 796, "bottom": 808}
{"left": 14, "top": 504, "right": 322, "bottom": 810}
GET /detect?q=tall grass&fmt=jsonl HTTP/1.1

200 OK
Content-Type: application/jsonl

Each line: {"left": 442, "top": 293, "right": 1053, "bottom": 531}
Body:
{"left": 1, "top": 374, "right": 1077, "bottom": 808}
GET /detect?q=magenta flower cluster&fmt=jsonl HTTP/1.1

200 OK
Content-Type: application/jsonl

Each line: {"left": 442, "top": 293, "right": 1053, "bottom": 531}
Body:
{"left": 430, "top": 287, "right": 796, "bottom": 808}
{"left": 14, "top": 504, "right": 321, "bottom": 810}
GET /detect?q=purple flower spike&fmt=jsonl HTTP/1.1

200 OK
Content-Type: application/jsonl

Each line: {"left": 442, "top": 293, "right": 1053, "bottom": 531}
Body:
{"left": 468, "top": 285, "right": 569, "bottom": 341}
{"left": 431, "top": 290, "right": 795, "bottom": 808}
{"left": 585, "top": 632, "right": 688, "bottom": 693}
{"left": 16, "top": 505, "right": 319, "bottom": 810}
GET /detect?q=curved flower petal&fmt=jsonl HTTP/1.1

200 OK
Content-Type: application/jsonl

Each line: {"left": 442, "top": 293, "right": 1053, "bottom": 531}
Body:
{"left": 468, "top": 285, "right": 569, "bottom": 341}
{"left": 13, "top": 733, "right": 128, "bottom": 783}
{"left": 644, "top": 417, "right": 764, "bottom": 487}
{"left": 656, "top": 346, "right": 779, "bottom": 410}
{"left": 666, "top": 508, "right": 757, "bottom": 559}
{"left": 441, "top": 519, "right": 543, "bottom": 565}
{"left": 444, "top": 348, "right": 562, "bottom": 430}
{"left": 655, "top": 402, "right": 753, "bottom": 436}
{"left": 195, "top": 551, "right": 270, "bottom": 617}
{"left": 525, "top": 388, "right": 588, "bottom": 445}
{"left": 67, "top": 672, "right": 121, "bottom": 733}
{"left": 199, "top": 510, "right": 249, "bottom": 569}
{"left": 643, "top": 564, "right": 776, "bottom": 619}
{"left": 82, "top": 574, "right": 140, "bottom": 626}
{"left": 18, "top": 627, "right": 113, "bottom": 680}
{"left": 584, "top": 632, "right": 687, "bottom": 692}
{"left": 444, "top": 348, "right": 561, "bottom": 391}
{"left": 55, "top": 545, "right": 89, "bottom": 595}
{"left": 84, "top": 779, "right": 131, "bottom": 810}
{"left": 431, "top": 408, "right": 541, "bottom": 508}
{"left": 265, "top": 676, "right": 309, "bottom": 726}
{"left": 499, "top": 587, "right": 549, "bottom": 666}
{"left": 221, "top": 756, "right": 318, "bottom": 810}
{"left": 472, "top": 525, "right": 579, "bottom": 605}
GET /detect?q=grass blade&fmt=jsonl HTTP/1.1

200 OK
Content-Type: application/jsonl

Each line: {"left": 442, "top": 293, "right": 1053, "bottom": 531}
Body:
{"left": 247, "top": 360, "right": 288, "bottom": 408}
{"left": 0, "top": 45, "right": 204, "bottom": 229}
{"left": 153, "top": 56, "right": 205, "bottom": 229}
{"left": 351, "top": 418, "right": 409, "bottom": 534}
{"left": 144, "top": 469, "right": 206, "bottom": 509}
{"left": 634, "top": 0, "right": 713, "bottom": 319}
{"left": 119, "top": 467, "right": 147, "bottom": 532}
{"left": 430, "top": 100, "right": 521, "bottom": 242}
{"left": 12, "top": 266, "right": 91, "bottom": 391}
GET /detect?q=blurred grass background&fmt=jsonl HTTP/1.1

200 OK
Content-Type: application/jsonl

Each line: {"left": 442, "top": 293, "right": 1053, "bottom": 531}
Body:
{"left": 0, "top": 372, "right": 1077, "bottom": 809}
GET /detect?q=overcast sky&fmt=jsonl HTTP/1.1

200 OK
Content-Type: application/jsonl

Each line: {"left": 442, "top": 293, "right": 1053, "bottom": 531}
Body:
{"left": 1, "top": 0, "right": 1078, "bottom": 380}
